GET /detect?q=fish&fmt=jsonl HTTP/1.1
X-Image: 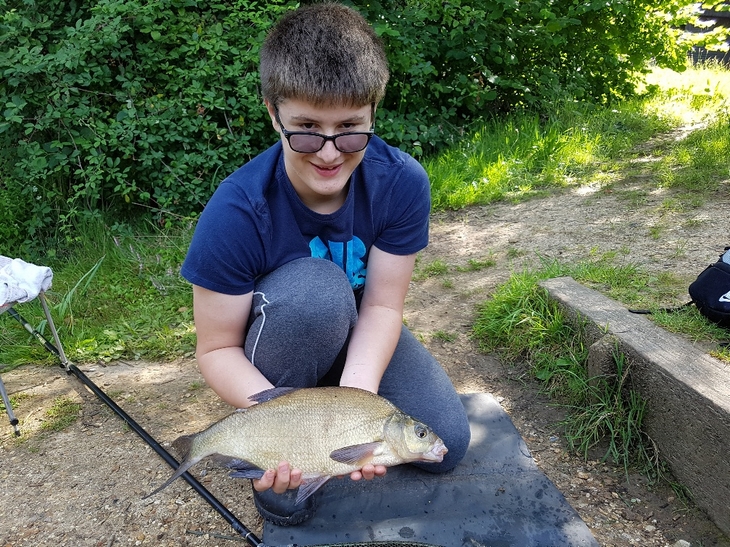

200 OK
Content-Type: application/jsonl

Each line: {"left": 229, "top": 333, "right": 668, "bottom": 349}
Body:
{"left": 147, "top": 386, "right": 448, "bottom": 504}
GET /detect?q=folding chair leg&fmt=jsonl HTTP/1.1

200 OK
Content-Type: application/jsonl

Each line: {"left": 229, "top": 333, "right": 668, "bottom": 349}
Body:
{"left": 0, "top": 374, "right": 20, "bottom": 436}
{"left": 0, "top": 291, "right": 68, "bottom": 437}
{"left": 38, "top": 292, "right": 70, "bottom": 370}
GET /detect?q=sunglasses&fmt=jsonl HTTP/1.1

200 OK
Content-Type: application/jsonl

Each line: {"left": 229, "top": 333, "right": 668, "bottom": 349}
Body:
{"left": 273, "top": 104, "right": 375, "bottom": 154}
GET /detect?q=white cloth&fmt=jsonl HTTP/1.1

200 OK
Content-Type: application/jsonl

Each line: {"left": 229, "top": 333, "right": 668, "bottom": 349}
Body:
{"left": 0, "top": 256, "right": 53, "bottom": 310}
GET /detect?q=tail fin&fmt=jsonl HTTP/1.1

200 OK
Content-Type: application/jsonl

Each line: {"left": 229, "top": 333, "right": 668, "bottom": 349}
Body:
{"left": 143, "top": 434, "right": 200, "bottom": 499}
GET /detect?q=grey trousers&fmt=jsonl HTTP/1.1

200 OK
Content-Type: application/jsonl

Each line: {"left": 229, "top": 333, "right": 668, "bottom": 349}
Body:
{"left": 244, "top": 257, "right": 471, "bottom": 473}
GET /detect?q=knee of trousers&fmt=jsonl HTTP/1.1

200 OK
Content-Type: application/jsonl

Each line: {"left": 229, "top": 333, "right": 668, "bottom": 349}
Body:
{"left": 250, "top": 257, "right": 357, "bottom": 334}
{"left": 245, "top": 258, "right": 358, "bottom": 381}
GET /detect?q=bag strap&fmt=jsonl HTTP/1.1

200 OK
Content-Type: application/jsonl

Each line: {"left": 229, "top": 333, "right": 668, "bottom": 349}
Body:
{"left": 628, "top": 302, "right": 729, "bottom": 348}
{"left": 628, "top": 301, "right": 694, "bottom": 315}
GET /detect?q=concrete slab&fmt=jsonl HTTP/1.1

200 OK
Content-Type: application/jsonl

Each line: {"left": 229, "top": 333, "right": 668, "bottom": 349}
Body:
{"left": 263, "top": 393, "right": 599, "bottom": 547}
{"left": 540, "top": 276, "right": 730, "bottom": 536}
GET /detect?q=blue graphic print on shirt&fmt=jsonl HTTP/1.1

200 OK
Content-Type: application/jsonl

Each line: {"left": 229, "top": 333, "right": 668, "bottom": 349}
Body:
{"left": 309, "top": 236, "right": 367, "bottom": 289}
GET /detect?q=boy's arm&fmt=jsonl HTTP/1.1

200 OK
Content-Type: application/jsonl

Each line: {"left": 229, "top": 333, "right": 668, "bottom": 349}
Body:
{"left": 191, "top": 284, "right": 380, "bottom": 488}
{"left": 339, "top": 246, "right": 417, "bottom": 393}
{"left": 192, "top": 285, "right": 307, "bottom": 491}
{"left": 192, "top": 285, "right": 274, "bottom": 409}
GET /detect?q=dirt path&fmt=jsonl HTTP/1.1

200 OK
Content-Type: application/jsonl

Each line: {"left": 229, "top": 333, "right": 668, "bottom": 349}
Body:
{"left": 2, "top": 133, "right": 730, "bottom": 546}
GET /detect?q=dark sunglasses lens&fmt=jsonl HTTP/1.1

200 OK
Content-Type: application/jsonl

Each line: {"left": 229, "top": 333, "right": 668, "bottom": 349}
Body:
{"left": 287, "top": 132, "right": 371, "bottom": 153}
{"left": 289, "top": 134, "right": 325, "bottom": 153}
{"left": 334, "top": 133, "right": 370, "bottom": 153}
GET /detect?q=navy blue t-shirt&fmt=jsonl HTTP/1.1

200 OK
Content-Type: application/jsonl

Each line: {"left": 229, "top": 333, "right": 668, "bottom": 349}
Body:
{"left": 181, "top": 136, "right": 430, "bottom": 295}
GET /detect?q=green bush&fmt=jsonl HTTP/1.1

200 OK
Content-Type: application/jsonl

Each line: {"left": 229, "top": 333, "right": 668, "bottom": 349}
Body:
{"left": 0, "top": 0, "right": 296, "bottom": 256}
{"left": 0, "top": 0, "right": 698, "bottom": 255}
{"left": 358, "top": 0, "right": 695, "bottom": 153}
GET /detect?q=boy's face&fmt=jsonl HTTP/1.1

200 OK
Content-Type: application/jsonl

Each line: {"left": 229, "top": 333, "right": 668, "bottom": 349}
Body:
{"left": 266, "top": 99, "right": 373, "bottom": 214}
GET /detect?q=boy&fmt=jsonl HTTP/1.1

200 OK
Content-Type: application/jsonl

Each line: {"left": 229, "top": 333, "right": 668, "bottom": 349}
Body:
{"left": 180, "top": 2, "right": 470, "bottom": 526}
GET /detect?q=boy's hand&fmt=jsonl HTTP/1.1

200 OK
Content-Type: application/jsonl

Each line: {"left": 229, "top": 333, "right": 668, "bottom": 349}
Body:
{"left": 253, "top": 461, "right": 302, "bottom": 494}
{"left": 253, "top": 462, "right": 388, "bottom": 492}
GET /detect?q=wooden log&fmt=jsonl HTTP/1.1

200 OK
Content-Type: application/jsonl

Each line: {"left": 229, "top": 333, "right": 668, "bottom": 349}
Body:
{"left": 540, "top": 276, "right": 730, "bottom": 536}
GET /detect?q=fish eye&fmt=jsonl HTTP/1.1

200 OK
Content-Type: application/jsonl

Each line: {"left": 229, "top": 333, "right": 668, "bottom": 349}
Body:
{"left": 414, "top": 424, "right": 428, "bottom": 438}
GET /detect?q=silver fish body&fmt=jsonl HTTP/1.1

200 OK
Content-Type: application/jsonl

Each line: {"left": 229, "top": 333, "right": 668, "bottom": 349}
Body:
{"left": 149, "top": 386, "right": 447, "bottom": 503}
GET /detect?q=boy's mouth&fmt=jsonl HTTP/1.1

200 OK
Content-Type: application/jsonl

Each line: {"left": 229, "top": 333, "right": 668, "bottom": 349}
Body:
{"left": 312, "top": 163, "right": 342, "bottom": 177}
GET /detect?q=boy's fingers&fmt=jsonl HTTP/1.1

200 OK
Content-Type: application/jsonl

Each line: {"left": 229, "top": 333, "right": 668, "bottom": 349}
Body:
{"left": 252, "top": 468, "right": 276, "bottom": 492}
{"left": 272, "top": 461, "right": 291, "bottom": 493}
{"left": 360, "top": 464, "right": 376, "bottom": 481}
{"left": 289, "top": 467, "right": 303, "bottom": 489}
{"left": 252, "top": 462, "right": 304, "bottom": 493}
{"left": 350, "top": 464, "right": 387, "bottom": 482}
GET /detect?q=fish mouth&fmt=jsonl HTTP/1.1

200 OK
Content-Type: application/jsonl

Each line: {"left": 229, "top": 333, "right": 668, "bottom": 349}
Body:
{"left": 421, "top": 440, "right": 448, "bottom": 462}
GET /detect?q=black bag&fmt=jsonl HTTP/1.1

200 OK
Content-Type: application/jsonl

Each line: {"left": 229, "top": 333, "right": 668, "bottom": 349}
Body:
{"left": 688, "top": 246, "right": 730, "bottom": 328}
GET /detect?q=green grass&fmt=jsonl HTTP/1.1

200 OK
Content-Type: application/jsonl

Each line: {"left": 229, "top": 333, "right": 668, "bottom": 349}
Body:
{"left": 0, "top": 219, "right": 196, "bottom": 371}
{"left": 471, "top": 254, "right": 730, "bottom": 484}
{"left": 41, "top": 396, "right": 82, "bottom": 432}
{"left": 413, "top": 255, "right": 496, "bottom": 282}
{"left": 432, "top": 330, "right": 457, "bottom": 343}
{"left": 426, "top": 64, "right": 730, "bottom": 210}
{"left": 657, "top": 114, "right": 730, "bottom": 191}
{"left": 471, "top": 260, "right": 651, "bottom": 472}
{"left": 561, "top": 351, "right": 654, "bottom": 479}
{"left": 456, "top": 257, "right": 497, "bottom": 272}
{"left": 412, "top": 258, "right": 450, "bottom": 281}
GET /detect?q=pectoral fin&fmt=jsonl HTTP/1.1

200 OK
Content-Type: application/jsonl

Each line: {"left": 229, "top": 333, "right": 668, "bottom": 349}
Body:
{"left": 329, "top": 441, "right": 383, "bottom": 466}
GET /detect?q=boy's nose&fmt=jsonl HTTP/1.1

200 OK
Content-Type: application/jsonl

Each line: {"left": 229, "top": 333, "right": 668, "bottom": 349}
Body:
{"left": 316, "top": 139, "right": 340, "bottom": 162}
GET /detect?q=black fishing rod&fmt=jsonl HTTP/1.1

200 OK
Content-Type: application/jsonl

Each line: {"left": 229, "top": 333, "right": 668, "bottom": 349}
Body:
{"left": 6, "top": 305, "right": 264, "bottom": 547}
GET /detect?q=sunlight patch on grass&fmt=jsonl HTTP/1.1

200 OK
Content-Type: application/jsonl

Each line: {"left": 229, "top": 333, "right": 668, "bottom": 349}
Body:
{"left": 641, "top": 64, "right": 730, "bottom": 126}
{"left": 427, "top": 64, "right": 730, "bottom": 211}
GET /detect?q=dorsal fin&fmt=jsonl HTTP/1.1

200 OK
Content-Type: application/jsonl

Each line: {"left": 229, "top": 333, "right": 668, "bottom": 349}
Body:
{"left": 247, "top": 386, "right": 298, "bottom": 404}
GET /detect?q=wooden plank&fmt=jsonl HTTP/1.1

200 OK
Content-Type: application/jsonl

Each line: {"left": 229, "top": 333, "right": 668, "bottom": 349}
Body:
{"left": 540, "top": 276, "right": 730, "bottom": 536}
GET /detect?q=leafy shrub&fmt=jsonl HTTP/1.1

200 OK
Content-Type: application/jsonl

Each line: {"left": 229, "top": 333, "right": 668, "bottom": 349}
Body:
{"left": 0, "top": 0, "right": 296, "bottom": 255}
{"left": 0, "top": 0, "right": 699, "bottom": 255}
{"left": 357, "top": 0, "right": 696, "bottom": 154}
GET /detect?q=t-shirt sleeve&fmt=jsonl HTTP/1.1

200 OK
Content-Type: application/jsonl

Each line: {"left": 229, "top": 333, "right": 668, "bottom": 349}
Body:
{"left": 372, "top": 154, "right": 431, "bottom": 255}
{"left": 180, "top": 183, "right": 268, "bottom": 295}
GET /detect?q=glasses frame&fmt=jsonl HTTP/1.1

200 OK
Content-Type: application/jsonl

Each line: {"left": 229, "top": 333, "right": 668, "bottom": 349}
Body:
{"left": 273, "top": 103, "right": 375, "bottom": 154}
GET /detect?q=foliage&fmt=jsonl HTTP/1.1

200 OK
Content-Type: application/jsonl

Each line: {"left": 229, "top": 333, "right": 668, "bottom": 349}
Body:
{"left": 472, "top": 261, "right": 588, "bottom": 400}
{"left": 354, "top": 0, "right": 698, "bottom": 155}
{"left": 657, "top": 111, "right": 730, "bottom": 190}
{"left": 0, "top": 0, "right": 296, "bottom": 257}
{"left": 0, "top": 0, "right": 704, "bottom": 255}
{"left": 688, "top": 1, "right": 730, "bottom": 53}
{"left": 0, "top": 219, "right": 195, "bottom": 370}
{"left": 41, "top": 396, "right": 82, "bottom": 432}
{"left": 562, "top": 351, "right": 655, "bottom": 478}
{"left": 470, "top": 259, "right": 664, "bottom": 475}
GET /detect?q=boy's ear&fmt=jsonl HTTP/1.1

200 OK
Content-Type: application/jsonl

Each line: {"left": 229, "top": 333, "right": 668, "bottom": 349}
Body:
{"left": 264, "top": 99, "right": 279, "bottom": 133}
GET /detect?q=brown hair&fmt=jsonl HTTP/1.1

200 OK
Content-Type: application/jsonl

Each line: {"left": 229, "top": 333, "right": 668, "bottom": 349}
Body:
{"left": 260, "top": 3, "right": 389, "bottom": 107}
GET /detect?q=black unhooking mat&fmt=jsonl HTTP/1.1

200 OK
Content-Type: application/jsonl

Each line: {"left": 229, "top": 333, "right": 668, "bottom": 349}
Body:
{"left": 263, "top": 393, "right": 599, "bottom": 547}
